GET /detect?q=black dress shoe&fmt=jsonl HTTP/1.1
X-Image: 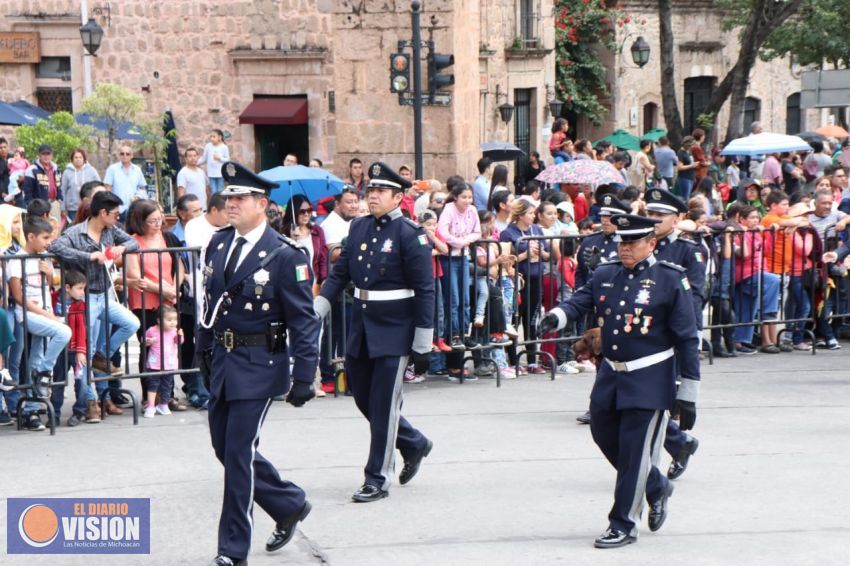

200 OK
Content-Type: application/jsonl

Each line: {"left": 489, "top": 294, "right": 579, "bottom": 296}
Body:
{"left": 266, "top": 501, "right": 312, "bottom": 552}
{"left": 399, "top": 439, "right": 433, "bottom": 485}
{"left": 576, "top": 410, "right": 591, "bottom": 425}
{"left": 593, "top": 528, "right": 636, "bottom": 549}
{"left": 209, "top": 555, "right": 246, "bottom": 566}
{"left": 351, "top": 484, "right": 388, "bottom": 503}
{"left": 648, "top": 482, "right": 674, "bottom": 532}
{"left": 667, "top": 436, "right": 699, "bottom": 480}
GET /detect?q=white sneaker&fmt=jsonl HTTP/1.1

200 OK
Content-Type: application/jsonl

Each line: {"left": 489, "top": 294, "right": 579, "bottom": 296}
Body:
{"left": 0, "top": 368, "right": 15, "bottom": 391}
{"left": 155, "top": 404, "right": 172, "bottom": 415}
{"left": 504, "top": 324, "right": 519, "bottom": 338}
{"left": 499, "top": 367, "right": 517, "bottom": 379}
{"left": 556, "top": 362, "right": 580, "bottom": 375}
{"left": 578, "top": 360, "right": 597, "bottom": 372}
{"left": 143, "top": 407, "right": 156, "bottom": 419}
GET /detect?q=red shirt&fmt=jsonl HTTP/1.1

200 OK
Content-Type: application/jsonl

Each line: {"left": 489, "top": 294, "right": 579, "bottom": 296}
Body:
{"left": 572, "top": 194, "right": 588, "bottom": 223}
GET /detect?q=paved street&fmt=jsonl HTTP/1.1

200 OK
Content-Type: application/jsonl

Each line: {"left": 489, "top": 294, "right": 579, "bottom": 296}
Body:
{"left": 3, "top": 349, "right": 850, "bottom": 565}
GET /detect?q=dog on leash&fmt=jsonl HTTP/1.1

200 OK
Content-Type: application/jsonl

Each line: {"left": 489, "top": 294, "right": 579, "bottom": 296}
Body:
{"left": 572, "top": 327, "right": 602, "bottom": 368}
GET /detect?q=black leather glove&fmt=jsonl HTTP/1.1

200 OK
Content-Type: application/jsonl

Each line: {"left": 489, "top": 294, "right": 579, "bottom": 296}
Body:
{"left": 412, "top": 352, "right": 430, "bottom": 376}
{"left": 675, "top": 400, "right": 697, "bottom": 431}
{"left": 583, "top": 245, "right": 602, "bottom": 271}
{"left": 198, "top": 349, "right": 213, "bottom": 378}
{"left": 537, "top": 312, "right": 560, "bottom": 336}
{"left": 286, "top": 381, "right": 315, "bottom": 407}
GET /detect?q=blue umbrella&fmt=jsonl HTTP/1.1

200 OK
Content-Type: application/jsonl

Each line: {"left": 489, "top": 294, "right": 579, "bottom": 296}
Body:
{"left": 260, "top": 165, "right": 345, "bottom": 206}
{"left": 10, "top": 100, "right": 51, "bottom": 121}
{"left": 0, "top": 101, "right": 42, "bottom": 125}
{"left": 74, "top": 112, "right": 145, "bottom": 140}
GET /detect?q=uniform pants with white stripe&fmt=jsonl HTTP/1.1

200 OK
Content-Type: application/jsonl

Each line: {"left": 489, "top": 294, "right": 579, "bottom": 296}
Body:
{"left": 664, "top": 419, "right": 688, "bottom": 458}
{"left": 346, "top": 343, "right": 429, "bottom": 490}
{"left": 209, "top": 397, "right": 306, "bottom": 559}
{"left": 590, "top": 404, "right": 669, "bottom": 537}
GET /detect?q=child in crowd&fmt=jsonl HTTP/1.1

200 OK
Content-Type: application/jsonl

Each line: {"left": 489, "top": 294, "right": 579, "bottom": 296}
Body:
{"left": 143, "top": 305, "right": 183, "bottom": 418}
{"left": 198, "top": 129, "right": 229, "bottom": 194}
{"left": 52, "top": 270, "right": 100, "bottom": 426}
{"left": 555, "top": 201, "right": 579, "bottom": 235}
{"left": 549, "top": 118, "right": 570, "bottom": 162}
{"left": 8, "top": 217, "right": 72, "bottom": 431}
{"left": 417, "top": 209, "right": 450, "bottom": 353}
{"left": 8, "top": 148, "right": 30, "bottom": 175}
{"left": 474, "top": 211, "right": 512, "bottom": 344}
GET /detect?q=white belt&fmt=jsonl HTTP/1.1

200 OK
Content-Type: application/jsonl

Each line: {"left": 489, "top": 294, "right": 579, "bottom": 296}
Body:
{"left": 606, "top": 348, "right": 674, "bottom": 373}
{"left": 354, "top": 288, "right": 414, "bottom": 301}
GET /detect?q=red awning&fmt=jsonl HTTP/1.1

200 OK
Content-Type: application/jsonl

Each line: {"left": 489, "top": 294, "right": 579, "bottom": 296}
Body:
{"left": 239, "top": 98, "right": 308, "bottom": 125}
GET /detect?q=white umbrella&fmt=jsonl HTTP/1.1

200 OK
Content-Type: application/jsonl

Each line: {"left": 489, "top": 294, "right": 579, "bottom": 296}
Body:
{"left": 720, "top": 132, "right": 811, "bottom": 156}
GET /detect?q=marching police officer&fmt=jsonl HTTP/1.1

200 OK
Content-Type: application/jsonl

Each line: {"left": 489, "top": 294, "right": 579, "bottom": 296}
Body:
{"left": 575, "top": 193, "right": 630, "bottom": 289}
{"left": 315, "top": 162, "right": 434, "bottom": 503}
{"left": 538, "top": 214, "right": 700, "bottom": 548}
{"left": 198, "top": 162, "right": 320, "bottom": 566}
{"left": 574, "top": 193, "right": 631, "bottom": 424}
{"left": 644, "top": 187, "right": 704, "bottom": 479}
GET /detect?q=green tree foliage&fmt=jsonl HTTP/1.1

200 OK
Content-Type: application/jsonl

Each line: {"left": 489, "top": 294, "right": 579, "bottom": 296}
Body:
{"left": 554, "top": 0, "right": 624, "bottom": 125}
{"left": 759, "top": 0, "right": 850, "bottom": 68}
{"left": 81, "top": 83, "right": 145, "bottom": 157}
{"left": 14, "top": 112, "right": 94, "bottom": 167}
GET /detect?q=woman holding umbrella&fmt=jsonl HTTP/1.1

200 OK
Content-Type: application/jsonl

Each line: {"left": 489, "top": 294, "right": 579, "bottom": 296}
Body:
{"left": 281, "top": 195, "right": 328, "bottom": 294}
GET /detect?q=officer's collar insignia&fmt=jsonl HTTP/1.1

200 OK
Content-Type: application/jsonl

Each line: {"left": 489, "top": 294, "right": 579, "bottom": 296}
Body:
{"left": 261, "top": 303, "right": 270, "bottom": 311}
{"left": 245, "top": 303, "right": 253, "bottom": 311}
{"left": 258, "top": 250, "right": 267, "bottom": 258}
{"left": 254, "top": 269, "right": 270, "bottom": 285}
{"left": 217, "top": 243, "right": 224, "bottom": 250}
{"left": 226, "top": 163, "right": 237, "bottom": 177}
{"left": 381, "top": 238, "right": 393, "bottom": 253}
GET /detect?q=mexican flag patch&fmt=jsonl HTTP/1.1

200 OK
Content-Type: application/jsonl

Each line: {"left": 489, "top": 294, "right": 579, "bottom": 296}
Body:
{"left": 418, "top": 234, "right": 429, "bottom": 246}
{"left": 295, "top": 264, "right": 310, "bottom": 282}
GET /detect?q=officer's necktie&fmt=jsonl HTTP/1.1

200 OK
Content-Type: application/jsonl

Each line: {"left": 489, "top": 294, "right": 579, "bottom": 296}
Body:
{"left": 224, "top": 236, "right": 247, "bottom": 284}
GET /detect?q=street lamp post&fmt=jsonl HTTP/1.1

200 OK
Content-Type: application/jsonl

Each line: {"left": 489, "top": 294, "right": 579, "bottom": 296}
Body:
{"left": 630, "top": 36, "right": 650, "bottom": 68}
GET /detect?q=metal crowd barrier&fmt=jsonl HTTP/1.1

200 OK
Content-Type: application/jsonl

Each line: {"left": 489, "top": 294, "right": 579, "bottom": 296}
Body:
{"left": 700, "top": 225, "right": 820, "bottom": 363}
{"left": 0, "top": 246, "right": 203, "bottom": 435}
{"left": 316, "top": 221, "right": 839, "bottom": 392}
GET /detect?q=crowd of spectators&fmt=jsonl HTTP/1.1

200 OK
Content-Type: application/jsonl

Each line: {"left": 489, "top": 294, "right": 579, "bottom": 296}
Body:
{"left": 1, "top": 122, "right": 850, "bottom": 432}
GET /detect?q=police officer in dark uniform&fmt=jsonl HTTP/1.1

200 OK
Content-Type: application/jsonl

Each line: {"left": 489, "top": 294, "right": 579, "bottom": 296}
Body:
{"left": 198, "top": 162, "right": 320, "bottom": 566}
{"left": 575, "top": 193, "right": 630, "bottom": 289}
{"left": 644, "top": 188, "right": 704, "bottom": 479}
{"left": 315, "top": 162, "right": 434, "bottom": 503}
{"left": 538, "top": 214, "right": 700, "bottom": 548}
{"left": 574, "top": 193, "right": 631, "bottom": 424}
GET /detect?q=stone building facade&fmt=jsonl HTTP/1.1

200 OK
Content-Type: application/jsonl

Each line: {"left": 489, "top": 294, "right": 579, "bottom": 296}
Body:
{"left": 0, "top": 0, "right": 555, "bottom": 185}
{"left": 589, "top": 0, "right": 827, "bottom": 143}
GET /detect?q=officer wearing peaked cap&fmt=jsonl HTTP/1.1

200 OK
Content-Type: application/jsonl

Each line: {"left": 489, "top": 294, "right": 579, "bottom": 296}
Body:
{"left": 315, "top": 162, "right": 435, "bottom": 503}
{"left": 573, "top": 192, "right": 630, "bottom": 425}
{"left": 198, "top": 162, "right": 320, "bottom": 566}
{"left": 575, "top": 192, "right": 631, "bottom": 289}
{"left": 644, "top": 187, "right": 703, "bottom": 480}
{"left": 538, "top": 213, "right": 700, "bottom": 548}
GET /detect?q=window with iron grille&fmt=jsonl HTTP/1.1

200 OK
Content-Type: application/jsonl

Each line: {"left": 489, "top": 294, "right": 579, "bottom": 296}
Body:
{"left": 36, "top": 87, "right": 72, "bottom": 113}
{"left": 514, "top": 88, "right": 532, "bottom": 190}
{"left": 519, "top": 0, "right": 539, "bottom": 47}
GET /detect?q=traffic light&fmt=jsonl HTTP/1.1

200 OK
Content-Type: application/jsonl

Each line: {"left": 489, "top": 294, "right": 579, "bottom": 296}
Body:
{"left": 389, "top": 53, "right": 410, "bottom": 93}
{"left": 427, "top": 51, "right": 454, "bottom": 96}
